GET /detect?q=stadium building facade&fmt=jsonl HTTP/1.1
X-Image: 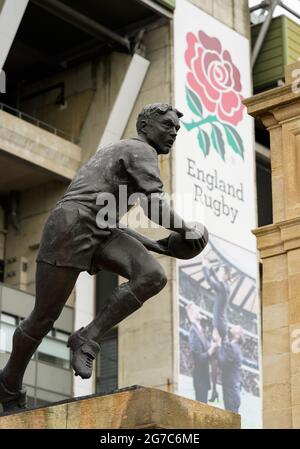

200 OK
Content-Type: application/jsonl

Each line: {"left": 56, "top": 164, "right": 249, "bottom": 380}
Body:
{"left": 0, "top": 0, "right": 299, "bottom": 428}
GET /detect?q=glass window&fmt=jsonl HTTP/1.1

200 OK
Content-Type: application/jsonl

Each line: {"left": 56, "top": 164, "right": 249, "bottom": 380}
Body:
{"left": 55, "top": 330, "right": 69, "bottom": 342}
{"left": 256, "top": 154, "right": 273, "bottom": 226}
{"left": 0, "top": 312, "right": 17, "bottom": 325}
{"left": 37, "top": 334, "right": 70, "bottom": 369}
{"left": 37, "top": 352, "right": 70, "bottom": 370}
{"left": 95, "top": 270, "right": 118, "bottom": 394}
{"left": 96, "top": 270, "right": 118, "bottom": 311}
{"left": 96, "top": 328, "right": 118, "bottom": 395}
{"left": 0, "top": 322, "right": 14, "bottom": 352}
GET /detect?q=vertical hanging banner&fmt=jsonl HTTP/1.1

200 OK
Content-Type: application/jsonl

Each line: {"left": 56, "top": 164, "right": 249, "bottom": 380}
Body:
{"left": 174, "top": 0, "right": 261, "bottom": 428}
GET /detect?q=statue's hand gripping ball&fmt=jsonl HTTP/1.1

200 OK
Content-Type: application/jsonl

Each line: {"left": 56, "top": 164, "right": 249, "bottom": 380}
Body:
{"left": 168, "top": 222, "right": 209, "bottom": 259}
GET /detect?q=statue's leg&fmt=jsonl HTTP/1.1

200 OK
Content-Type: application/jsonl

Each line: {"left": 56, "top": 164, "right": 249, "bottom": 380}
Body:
{"left": 68, "top": 231, "right": 167, "bottom": 379}
{"left": 0, "top": 262, "right": 80, "bottom": 411}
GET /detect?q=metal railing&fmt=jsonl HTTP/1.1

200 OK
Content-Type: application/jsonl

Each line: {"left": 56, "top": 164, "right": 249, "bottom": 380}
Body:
{"left": 0, "top": 102, "right": 77, "bottom": 143}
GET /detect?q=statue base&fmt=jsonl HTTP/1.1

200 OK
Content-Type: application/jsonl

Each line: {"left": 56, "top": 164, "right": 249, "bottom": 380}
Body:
{"left": 0, "top": 385, "right": 240, "bottom": 429}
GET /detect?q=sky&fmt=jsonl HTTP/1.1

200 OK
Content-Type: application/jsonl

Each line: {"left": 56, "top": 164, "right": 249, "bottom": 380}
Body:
{"left": 248, "top": 0, "right": 300, "bottom": 25}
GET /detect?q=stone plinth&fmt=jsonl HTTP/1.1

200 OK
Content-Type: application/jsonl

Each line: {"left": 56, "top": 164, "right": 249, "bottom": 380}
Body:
{"left": 244, "top": 61, "right": 300, "bottom": 429}
{"left": 0, "top": 386, "right": 240, "bottom": 429}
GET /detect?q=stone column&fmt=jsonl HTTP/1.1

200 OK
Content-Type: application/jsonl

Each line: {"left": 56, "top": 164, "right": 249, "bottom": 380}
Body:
{"left": 244, "top": 62, "right": 300, "bottom": 429}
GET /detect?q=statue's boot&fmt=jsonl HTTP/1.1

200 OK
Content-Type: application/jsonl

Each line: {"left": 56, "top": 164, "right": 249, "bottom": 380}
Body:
{"left": 68, "top": 284, "right": 142, "bottom": 379}
{"left": 0, "top": 370, "right": 27, "bottom": 413}
{"left": 67, "top": 330, "right": 100, "bottom": 379}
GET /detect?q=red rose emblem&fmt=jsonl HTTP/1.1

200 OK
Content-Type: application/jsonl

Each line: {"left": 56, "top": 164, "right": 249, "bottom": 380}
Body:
{"left": 185, "top": 31, "right": 244, "bottom": 126}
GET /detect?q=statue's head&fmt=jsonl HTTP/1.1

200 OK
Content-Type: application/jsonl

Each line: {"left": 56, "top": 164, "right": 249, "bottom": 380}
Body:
{"left": 136, "top": 103, "right": 183, "bottom": 154}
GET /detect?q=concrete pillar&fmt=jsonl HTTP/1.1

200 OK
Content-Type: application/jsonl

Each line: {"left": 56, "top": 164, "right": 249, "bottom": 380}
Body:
{"left": 98, "top": 53, "right": 150, "bottom": 149}
{"left": 73, "top": 272, "right": 95, "bottom": 397}
{"left": 244, "top": 62, "right": 300, "bottom": 429}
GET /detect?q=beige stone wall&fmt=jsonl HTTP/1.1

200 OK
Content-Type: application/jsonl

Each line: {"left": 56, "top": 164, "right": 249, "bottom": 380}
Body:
{"left": 262, "top": 248, "right": 292, "bottom": 428}
{"left": 253, "top": 220, "right": 300, "bottom": 428}
{"left": 189, "top": 0, "right": 250, "bottom": 38}
{"left": 245, "top": 62, "right": 300, "bottom": 428}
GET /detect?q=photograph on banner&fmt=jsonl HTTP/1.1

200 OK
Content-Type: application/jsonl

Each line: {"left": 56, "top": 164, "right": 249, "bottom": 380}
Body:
{"left": 177, "top": 234, "right": 260, "bottom": 429}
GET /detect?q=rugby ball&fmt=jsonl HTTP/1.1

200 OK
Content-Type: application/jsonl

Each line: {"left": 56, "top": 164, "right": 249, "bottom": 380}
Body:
{"left": 168, "top": 222, "right": 209, "bottom": 260}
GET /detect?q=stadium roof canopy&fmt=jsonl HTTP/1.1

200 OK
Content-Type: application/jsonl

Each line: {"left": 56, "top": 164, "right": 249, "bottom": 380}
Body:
{"left": 4, "top": 0, "right": 173, "bottom": 88}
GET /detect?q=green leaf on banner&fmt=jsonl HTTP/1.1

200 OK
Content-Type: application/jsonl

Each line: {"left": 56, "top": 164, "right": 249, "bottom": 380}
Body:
{"left": 182, "top": 119, "right": 197, "bottom": 132}
{"left": 222, "top": 123, "right": 244, "bottom": 159}
{"left": 197, "top": 127, "right": 210, "bottom": 157}
{"left": 186, "top": 86, "right": 203, "bottom": 117}
{"left": 211, "top": 124, "right": 225, "bottom": 161}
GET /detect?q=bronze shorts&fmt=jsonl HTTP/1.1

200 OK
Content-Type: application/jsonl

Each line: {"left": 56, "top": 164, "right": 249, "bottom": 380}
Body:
{"left": 36, "top": 201, "right": 120, "bottom": 274}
